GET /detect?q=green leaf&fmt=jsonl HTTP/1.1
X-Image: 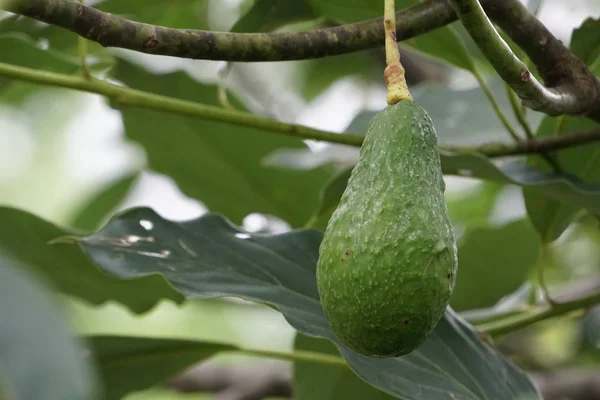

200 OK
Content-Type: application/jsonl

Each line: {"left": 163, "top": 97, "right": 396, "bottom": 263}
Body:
{"left": 447, "top": 182, "right": 505, "bottom": 227}
{"left": 87, "top": 335, "right": 234, "bottom": 400}
{"left": 306, "top": 167, "right": 352, "bottom": 230}
{"left": 404, "top": 25, "right": 475, "bottom": 72}
{"left": 74, "top": 207, "right": 541, "bottom": 399}
{"left": 569, "top": 17, "right": 600, "bottom": 65}
{"left": 523, "top": 116, "right": 600, "bottom": 242}
{"left": 0, "top": 207, "right": 183, "bottom": 313}
{"left": 69, "top": 172, "right": 140, "bottom": 232}
{"left": 294, "top": 334, "right": 394, "bottom": 400}
{"left": 0, "top": 34, "right": 80, "bottom": 103}
{"left": 230, "top": 0, "right": 316, "bottom": 32}
{"left": 97, "top": 0, "right": 210, "bottom": 28}
{"left": 0, "top": 258, "right": 98, "bottom": 400}
{"left": 441, "top": 152, "right": 600, "bottom": 214}
{"left": 451, "top": 220, "right": 540, "bottom": 311}
{"left": 111, "top": 59, "right": 331, "bottom": 227}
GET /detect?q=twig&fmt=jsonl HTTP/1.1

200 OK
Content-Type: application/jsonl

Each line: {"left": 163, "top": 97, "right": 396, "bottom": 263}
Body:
{"left": 443, "top": 128, "right": 600, "bottom": 158}
{"left": 0, "top": 60, "right": 364, "bottom": 146}
{"left": 0, "top": 60, "right": 599, "bottom": 157}
{"left": 473, "top": 71, "right": 522, "bottom": 142}
{"left": 480, "top": 290, "right": 600, "bottom": 336}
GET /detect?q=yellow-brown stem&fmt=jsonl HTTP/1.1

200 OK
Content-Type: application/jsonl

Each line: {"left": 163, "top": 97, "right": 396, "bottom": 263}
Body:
{"left": 384, "top": 0, "right": 412, "bottom": 104}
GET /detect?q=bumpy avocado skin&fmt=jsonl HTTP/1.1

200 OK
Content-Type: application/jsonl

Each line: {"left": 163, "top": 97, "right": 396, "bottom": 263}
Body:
{"left": 316, "top": 101, "right": 458, "bottom": 358}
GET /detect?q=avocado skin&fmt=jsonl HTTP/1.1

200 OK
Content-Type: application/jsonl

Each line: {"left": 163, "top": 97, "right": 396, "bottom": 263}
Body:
{"left": 316, "top": 101, "right": 458, "bottom": 358}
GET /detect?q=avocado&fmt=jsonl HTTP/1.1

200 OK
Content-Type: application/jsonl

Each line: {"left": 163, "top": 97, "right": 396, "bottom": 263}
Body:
{"left": 316, "top": 100, "right": 458, "bottom": 358}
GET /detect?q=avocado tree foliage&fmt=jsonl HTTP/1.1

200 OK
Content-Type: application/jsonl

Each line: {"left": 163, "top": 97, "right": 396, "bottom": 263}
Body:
{"left": 0, "top": 0, "right": 599, "bottom": 399}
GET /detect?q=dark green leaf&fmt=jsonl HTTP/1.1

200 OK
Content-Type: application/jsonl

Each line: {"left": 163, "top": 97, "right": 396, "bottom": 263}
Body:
{"left": 294, "top": 334, "right": 394, "bottom": 400}
{"left": 230, "top": 0, "right": 316, "bottom": 32}
{"left": 87, "top": 335, "right": 235, "bottom": 400}
{"left": 404, "top": 25, "right": 475, "bottom": 72}
{"left": 306, "top": 167, "right": 352, "bottom": 230}
{"left": 111, "top": 59, "right": 331, "bottom": 227}
{"left": 569, "top": 17, "right": 600, "bottom": 65}
{"left": 0, "top": 207, "right": 183, "bottom": 313}
{"left": 523, "top": 116, "right": 600, "bottom": 242}
{"left": 0, "top": 258, "right": 98, "bottom": 400}
{"left": 69, "top": 172, "right": 140, "bottom": 232}
{"left": 98, "top": 0, "right": 209, "bottom": 28}
{"left": 75, "top": 207, "right": 540, "bottom": 399}
{"left": 451, "top": 220, "right": 540, "bottom": 311}
{"left": 441, "top": 151, "right": 600, "bottom": 214}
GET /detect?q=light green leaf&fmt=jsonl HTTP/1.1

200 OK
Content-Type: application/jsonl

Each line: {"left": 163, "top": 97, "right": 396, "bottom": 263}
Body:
{"left": 111, "top": 59, "right": 331, "bottom": 227}
{"left": 451, "top": 220, "right": 540, "bottom": 311}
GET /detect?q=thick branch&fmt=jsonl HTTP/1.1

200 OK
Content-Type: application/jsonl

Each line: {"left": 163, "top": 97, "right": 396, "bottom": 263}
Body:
{"left": 485, "top": 1, "right": 600, "bottom": 122}
{"left": 449, "top": 0, "right": 589, "bottom": 117}
{"left": 3, "top": 0, "right": 456, "bottom": 61}
{"left": 4, "top": 0, "right": 599, "bottom": 122}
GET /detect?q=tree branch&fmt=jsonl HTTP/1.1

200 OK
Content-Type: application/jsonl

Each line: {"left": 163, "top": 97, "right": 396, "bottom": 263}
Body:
{"left": 4, "top": 0, "right": 599, "bottom": 122}
{"left": 0, "top": 60, "right": 598, "bottom": 158}
{"left": 3, "top": 0, "right": 456, "bottom": 61}
{"left": 443, "top": 128, "right": 600, "bottom": 158}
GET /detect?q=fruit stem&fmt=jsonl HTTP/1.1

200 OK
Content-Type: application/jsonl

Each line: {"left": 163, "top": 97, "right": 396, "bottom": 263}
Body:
{"left": 383, "top": 0, "right": 413, "bottom": 104}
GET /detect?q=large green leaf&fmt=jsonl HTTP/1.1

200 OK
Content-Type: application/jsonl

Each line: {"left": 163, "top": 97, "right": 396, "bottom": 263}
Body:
{"left": 294, "top": 334, "right": 395, "bottom": 400}
{"left": 0, "top": 258, "right": 98, "bottom": 400}
{"left": 72, "top": 207, "right": 540, "bottom": 399}
{"left": 97, "top": 0, "right": 209, "bottom": 28}
{"left": 230, "top": 0, "right": 316, "bottom": 32}
{"left": 451, "top": 220, "right": 540, "bottom": 311}
{"left": 306, "top": 167, "right": 352, "bottom": 230}
{"left": 523, "top": 116, "right": 600, "bottom": 242}
{"left": 0, "top": 207, "right": 183, "bottom": 313}
{"left": 87, "top": 335, "right": 234, "bottom": 400}
{"left": 569, "top": 17, "right": 600, "bottom": 65}
{"left": 111, "top": 59, "right": 331, "bottom": 227}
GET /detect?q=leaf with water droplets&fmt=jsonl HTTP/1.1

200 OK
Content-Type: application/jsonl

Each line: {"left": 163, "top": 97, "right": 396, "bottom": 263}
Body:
{"left": 69, "top": 207, "right": 540, "bottom": 400}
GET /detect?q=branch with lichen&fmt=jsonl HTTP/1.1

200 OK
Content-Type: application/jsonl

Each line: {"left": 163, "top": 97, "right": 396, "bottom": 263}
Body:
{"left": 2, "top": 0, "right": 456, "bottom": 61}
{"left": 3, "top": 0, "right": 599, "bottom": 123}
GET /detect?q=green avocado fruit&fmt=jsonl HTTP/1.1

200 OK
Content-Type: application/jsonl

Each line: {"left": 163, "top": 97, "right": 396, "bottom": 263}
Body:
{"left": 316, "top": 100, "right": 458, "bottom": 358}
